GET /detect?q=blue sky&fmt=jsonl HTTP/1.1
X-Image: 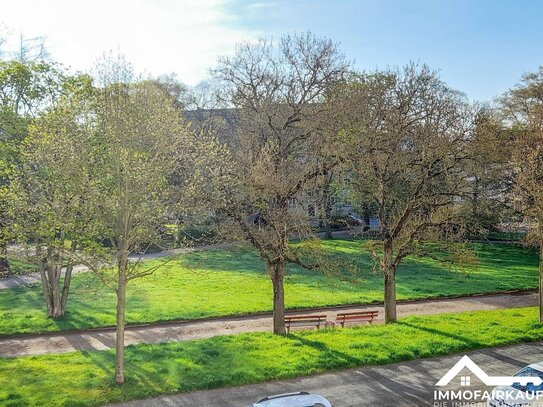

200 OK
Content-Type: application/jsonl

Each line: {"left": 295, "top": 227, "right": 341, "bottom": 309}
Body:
{"left": 2, "top": 0, "right": 542, "bottom": 102}
{"left": 226, "top": 0, "right": 543, "bottom": 102}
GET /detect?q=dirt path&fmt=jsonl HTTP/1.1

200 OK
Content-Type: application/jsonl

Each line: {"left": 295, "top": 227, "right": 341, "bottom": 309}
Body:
{"left": 0, "top": 291, "right": 537, "bottom": 358}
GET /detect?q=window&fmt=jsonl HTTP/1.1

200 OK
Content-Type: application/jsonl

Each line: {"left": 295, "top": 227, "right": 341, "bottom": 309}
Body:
{"left": 512, "top": 367, "right": 543, "bottom": 392}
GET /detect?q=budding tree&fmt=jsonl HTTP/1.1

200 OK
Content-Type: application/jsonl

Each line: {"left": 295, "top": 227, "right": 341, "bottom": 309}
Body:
{"left": 500, "top": 66, "right": 543, "bottom": 321}
{"left": 336, "top": 65, "right": 476, "bottom": 323}
{"left": 213, "top": 32, "right": 349, "bottom": 335}
{"left": 93, "top": 55, "right": 229, "bottom": 384}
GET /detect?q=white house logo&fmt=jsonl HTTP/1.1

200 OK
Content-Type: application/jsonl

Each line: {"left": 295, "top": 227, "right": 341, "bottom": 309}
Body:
{"left": 435, "top": 355, "right": 543, "bottom": 387}
{"left": 433, "top": 356, "right": 543, "bottom": 406}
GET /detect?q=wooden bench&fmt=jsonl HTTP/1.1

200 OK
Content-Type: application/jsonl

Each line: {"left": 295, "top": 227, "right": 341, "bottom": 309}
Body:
{"left": 284, "top": 314, "right": 327, "bottom": 333}
{"left": 335, "top": 310, "right": 378, "bottom": 327}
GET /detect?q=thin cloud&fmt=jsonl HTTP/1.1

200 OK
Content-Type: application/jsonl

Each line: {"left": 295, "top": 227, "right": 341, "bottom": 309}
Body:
{"left": 0, "top": 0, "right": 260, "bottom": 83}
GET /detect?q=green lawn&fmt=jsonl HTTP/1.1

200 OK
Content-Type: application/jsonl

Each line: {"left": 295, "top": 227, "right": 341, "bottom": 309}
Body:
{"left": 2, "top": 307, "right": 543, "bottom": 407}
{"left": 3, "top": 256, "right": 38, "bottom": 274}
{"left": 0, "top": 240, "right": 538, "bottom": 336}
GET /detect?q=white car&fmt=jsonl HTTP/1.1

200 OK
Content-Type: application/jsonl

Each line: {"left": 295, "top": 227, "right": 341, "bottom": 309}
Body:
{"left": 489, "top": 363, "right": 543, "bottom": 407}
{"left": 249, "top": 391, "right": 333, "bottom": 407}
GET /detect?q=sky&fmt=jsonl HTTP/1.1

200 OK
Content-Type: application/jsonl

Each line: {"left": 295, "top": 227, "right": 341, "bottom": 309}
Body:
{"left": 1, "top": 0, "right": 542, "bottom": 102}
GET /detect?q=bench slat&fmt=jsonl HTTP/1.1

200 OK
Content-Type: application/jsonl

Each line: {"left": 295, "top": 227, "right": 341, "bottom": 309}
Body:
{"left": 336, "top": 312, "right": 378, "bottom": 317}
{"left": 284, "top": 314, "right": 327, "bottom": 333}
{"left": 335, "top": 310, "right": 379, "bottom": 327}
{"left": 339, "top": 315, "right": 374, "bottom": 321}
{"left": 285, "top": 320, "right": 325, "bottom": 324}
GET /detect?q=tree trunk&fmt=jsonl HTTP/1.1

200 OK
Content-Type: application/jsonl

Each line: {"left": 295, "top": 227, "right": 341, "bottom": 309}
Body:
{"left": 38, "top": 246, "right": 56, "bottom": 317}
{"left": 324, "top": 221, "right": 333, "bottom": 239}
{"left": 323, "top": 183, "right": 333, "bottom": 239}
{"left": 384, "top": 270, "right": 397, "bottom": 323}
{"left": 36, "top": 242, "right": 77, "bottom": 318}
{"left": 363, "top": 203, "right": 371, "bottom": 231}
{"left": 115, "top": 253, "right": 128, "bottom": 385}
{"left": 383, "top": 240, "right": 397, "bottom": 323}
{"left": 39, "top": 262, "right": 54, "bottom": 316}
{"left": 271, "top": 261, "right": 286, "bottom": 335}
{"left": 38, "top": 244, "right": 75, "bottom": 319}
{"left": 60, "top": 242, "right": 77, "bottom": 313}
{"left": 50, "top": 260, "right": 62, "bottom": 318}
{"left": 539, "top": 228, "right": 543, "bottom": 324}
{"left": 0, "top": 242, "right": 9, "bottom": 273}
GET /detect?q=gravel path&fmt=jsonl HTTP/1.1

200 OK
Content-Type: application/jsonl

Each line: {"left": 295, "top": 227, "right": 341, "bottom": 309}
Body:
{"left": 0, "top": 291, "right": 537, "bottom": 357}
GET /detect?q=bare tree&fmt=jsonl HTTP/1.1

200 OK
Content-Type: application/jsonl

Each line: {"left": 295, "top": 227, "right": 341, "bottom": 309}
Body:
{"left": 337, "top": 65, "right": 476, "bottom": 323}
{"left": 213, "top": 32, "right": 349, "bottom": 335}
{"left": 15, "top": 34, "right": 49, "bottom": 62}
{"left": 181, "top": 79, "right": 238, "bottom": 141}
{"left": 0, "top": 28, "right": 48, "bottom": 62}
{"left": 0, "top": 25, "right": 7, "bottom": 60}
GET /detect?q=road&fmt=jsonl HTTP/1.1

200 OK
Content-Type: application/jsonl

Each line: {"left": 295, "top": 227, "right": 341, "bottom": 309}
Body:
{"left": 0, "top": 291, "right": 537, "bottom": 357}
{"left": 110, "top": 340, "right": 543, "bottom": 406}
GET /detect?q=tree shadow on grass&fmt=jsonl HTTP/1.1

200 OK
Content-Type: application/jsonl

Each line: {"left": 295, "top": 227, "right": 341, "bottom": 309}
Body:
{"left": 77, "top": 346, "right": 169, "bottom": 401}
{"left": 396, "top": 321, "right": 481, "bottom": 349}
{"left": 287, "top": 333, "right": 362, "bottom": 369}
{"left": 50, "top": 300, "right": 115, "bottom": 331}
{"left": 79, "top": 349, "right": 115, "bottom": 377}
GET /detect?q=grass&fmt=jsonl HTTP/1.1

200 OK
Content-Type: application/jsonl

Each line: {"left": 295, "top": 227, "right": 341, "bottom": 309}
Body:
{"left": 487, "top": 231, "right": 527, "bottom": 241}
{"left": 3, "top": 256, "right": 38, "bottom": 274}
{"left": 2, "top": 307, "right": 543, "bottom": 406}
{"left": 0, "top": 240, "right": 538, "bottom": 336}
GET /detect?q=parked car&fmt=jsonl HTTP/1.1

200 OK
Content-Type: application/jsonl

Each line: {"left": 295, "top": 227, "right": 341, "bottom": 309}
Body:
{"left": 249, "top": 391, "right": 332, "bottom": 407}
{"left": 488, "top": 363, "right": 543, "bottom": 407}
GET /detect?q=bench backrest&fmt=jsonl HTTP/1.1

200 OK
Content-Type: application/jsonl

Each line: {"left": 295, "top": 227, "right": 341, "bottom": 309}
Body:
{"left": 336, "top": 311, "right": 378, "bottom": 320}
{"left": 284, "top": 315, "right": 327, "bottom": 322}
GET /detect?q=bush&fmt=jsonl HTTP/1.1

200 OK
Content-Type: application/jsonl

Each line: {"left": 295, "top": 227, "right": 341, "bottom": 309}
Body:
{"left": 178, "top": 225, "right": 217, "bottom": 245}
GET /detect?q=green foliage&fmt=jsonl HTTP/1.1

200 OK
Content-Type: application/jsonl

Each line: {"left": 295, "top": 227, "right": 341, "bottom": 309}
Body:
{"left": 0, "top": 60, "right": 66, "bottom": 117}
{"left": 1, "top": 307, "right": 543, "bottom": 406}
{"left": 11, "top": 79, "right": 100, "bottom": 246}
{"left": 0, "top": 241, "right": 537, "bottom": 336}
{"left": 0, "top": 59, "right": 83, "bottom": 269}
